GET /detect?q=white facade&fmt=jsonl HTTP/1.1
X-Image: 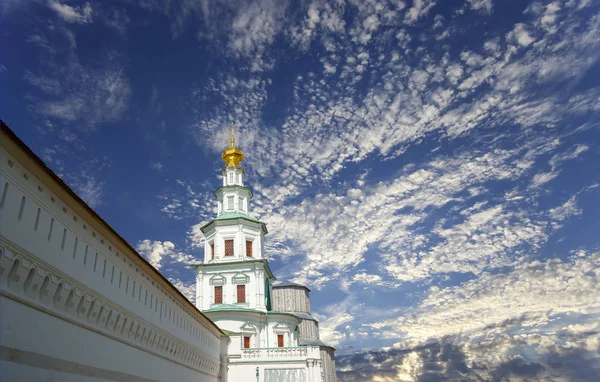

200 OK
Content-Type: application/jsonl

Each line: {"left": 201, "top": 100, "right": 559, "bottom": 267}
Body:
{"left": 0, "top": 124, "right": 225, "bottom": 382}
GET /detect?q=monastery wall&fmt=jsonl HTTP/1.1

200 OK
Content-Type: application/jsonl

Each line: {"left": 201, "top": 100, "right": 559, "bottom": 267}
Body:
{"left": 0, "top": 128, "right": 225, "bottom": 382}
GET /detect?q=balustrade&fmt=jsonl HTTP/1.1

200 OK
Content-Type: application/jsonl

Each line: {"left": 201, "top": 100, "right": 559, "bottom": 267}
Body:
{"left": 240, "top": 346, "right": 320, "bottom": 361}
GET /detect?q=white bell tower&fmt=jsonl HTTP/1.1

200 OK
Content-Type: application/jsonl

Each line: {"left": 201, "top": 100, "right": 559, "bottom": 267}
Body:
{"left": 194, "top": 124, "right": 273, "bottom": 312}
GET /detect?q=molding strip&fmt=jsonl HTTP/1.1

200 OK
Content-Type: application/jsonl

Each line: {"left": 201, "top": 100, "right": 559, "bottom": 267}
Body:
{"left": 0, "top": 241, "right": 220, "bottom": 377}
{"left": 1, "top": 345, "right": 161, "bottom": 382}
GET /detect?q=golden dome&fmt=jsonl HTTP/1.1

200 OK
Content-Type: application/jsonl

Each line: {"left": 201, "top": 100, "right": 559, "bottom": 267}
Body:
{"left": 221, "top": 124, "right": 244, "bottom": 167}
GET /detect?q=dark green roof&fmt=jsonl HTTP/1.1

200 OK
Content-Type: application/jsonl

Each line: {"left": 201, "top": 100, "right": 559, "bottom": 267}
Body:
{"left": 299, "top": 338, "right": 335, "bottom": 349}
{"left": 215, "top": 212, "right": 261, "bottom": 223}
{"left": 203, "top": 305, "right": 302, "bottom": 320}
{"left": 204, "top": 304, "right": 262, "bottom": 313}
{"left": 221, "top": 329, "right": 240, "bottom": 336}
{"left": 200, "top": 213, "right": 268, "bottom": 234}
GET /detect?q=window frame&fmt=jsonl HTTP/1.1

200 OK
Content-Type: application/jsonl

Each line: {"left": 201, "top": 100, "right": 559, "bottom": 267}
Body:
{"left": 245, "top": 240, "right": 253, "bottom": 257}
{"left": 214, "top": 286, "right": 223, "bottom": 304}
{"left": 237, "top": 284, "right": 246, "bottom": 303}
{"left": 224, "top": 239, "right": 234, "bottom": 256}
{"left": 243, "top": 336, "right": 251, "bottom": 349}
{"left": 277, "top": 334, "right": 284, "bottom": 348}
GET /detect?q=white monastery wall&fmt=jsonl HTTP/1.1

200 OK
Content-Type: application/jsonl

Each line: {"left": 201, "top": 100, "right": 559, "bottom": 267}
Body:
{"left": 0, "top": 133, "right": 225, "bottom": 382}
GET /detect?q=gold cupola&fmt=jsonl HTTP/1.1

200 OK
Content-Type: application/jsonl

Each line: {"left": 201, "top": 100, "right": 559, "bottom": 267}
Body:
{"left": 221, "top": 123, "right": 244, "bottom": 167}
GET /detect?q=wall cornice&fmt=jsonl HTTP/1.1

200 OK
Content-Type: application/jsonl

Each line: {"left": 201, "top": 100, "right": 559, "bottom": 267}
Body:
{"left": 0, "top": 125, "right": 221, "bottom": 337}
{"left": 0, "top": 240, "right": 221, "bottom": 377}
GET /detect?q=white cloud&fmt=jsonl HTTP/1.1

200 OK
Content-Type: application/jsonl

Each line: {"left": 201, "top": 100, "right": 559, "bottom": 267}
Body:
{"left": 468, "top": 0, "right": 493, "bottom": 14}
{"left": 531, "top": 144, "right": 589, "bottom": 188}
{"left": 157, "top": 179, "right": 211, "bottom": 220}
{"left": 71, "top": 173, "right": 104, "bottom": 208}
{"left": 137, "top": 240, "right": 175, "bottom": 269}
{"left": 102, "top": 7, "right": 130, "bottom": 36}
{"left": 531, "top": 170, "right": 559, "bottom": 187}
{"left": 404, "top": 0, "right": 436, "bottom": 25}
{"left": 549, "top": 196, "right": 582, "bottom": 221}
{"left": 313, "top": 296, "right": 357, "bottom": 346}
{"left": 168, "top": 278, "right": 196, "bottom": 303}
{"left": 25, "top": 56, "right": 131, "bottom": 129}
{"left": 48, "top": 1, "right": 93, "bottom": 24}
{"left": 149, "top": 161, "right": 164, "bottom": 171}
{"left": 371, "top": 252, "right": 600, "bottom": 345}
{"left": 507, "top": 23, "right": 535, "bottom": 47}
{"left": 136, "top": 240, "right": 197, "bottom": 270}
{"left": 178, "top": 0, "right": 600, "bottom": 296}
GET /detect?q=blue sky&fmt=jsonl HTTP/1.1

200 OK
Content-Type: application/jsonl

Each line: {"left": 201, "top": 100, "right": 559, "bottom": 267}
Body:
{"left": 2, "top": 0, "right": 600, "bottom": 379}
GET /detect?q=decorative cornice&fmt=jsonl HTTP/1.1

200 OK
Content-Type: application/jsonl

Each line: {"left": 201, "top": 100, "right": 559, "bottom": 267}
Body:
{"left": 0, "top": 122, "right": 222, "bottom": 337}
{"left": 192, "top": 259, "right": 276, "bottom": 280}
{"left": 0, "top": 241, "right": 221, "bottom": 377}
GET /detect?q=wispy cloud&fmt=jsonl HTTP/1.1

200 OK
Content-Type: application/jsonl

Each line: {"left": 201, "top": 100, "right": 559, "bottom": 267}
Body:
{"left": 20, "top": 4, "right": 131, "bottom": 130}
{"left": 48, "top": 1, "right": 93, "bottom": 24}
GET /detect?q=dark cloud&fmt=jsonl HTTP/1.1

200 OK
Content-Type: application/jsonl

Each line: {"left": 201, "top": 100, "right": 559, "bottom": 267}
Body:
{"left": 337, "top": 335, "right": 600, "bottom": 381}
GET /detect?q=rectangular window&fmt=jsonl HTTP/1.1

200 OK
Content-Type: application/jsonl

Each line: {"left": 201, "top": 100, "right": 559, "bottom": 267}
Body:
{"left": 210, "top": 242, "right": 215, "bottom": 259}
{"left": 225, "top": 239, "right": 234, "bottom": 256}
{"left": 214, "top": 286, "right": 223, "bottom": 304}
{"left": 237, "top": 285, "right": 245, "bottom": 303}
{"left": 238, "top": 196, "right": 244, "bottom": 211}
{"left": 34, "top": 208, "right": 41, "bottom": 230}
{"left": 278, "top": 334, "right": 284, "bottom": 348}
{"left": 228, "top": 173, "right": 233, "bottom": 185}
{"left": 227, "top": 195, "right": 234, "bottom": 210}
{"left": 0, "top": 182, "right": 8, "bottom": 209}
{"left": 246, "top": 240, "right": 253, "bottom": 257}
{"left": 18, "top": 196, "right": 25, "bottom": 220}
{"left": 243, "top": 336, "right": 250, "bottom": 349}
{"left": 48, "top": 218, "right": 54, "bottom": 241}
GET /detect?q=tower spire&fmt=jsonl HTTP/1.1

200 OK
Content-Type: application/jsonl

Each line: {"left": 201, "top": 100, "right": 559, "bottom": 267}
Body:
{"left": 229, "top": 123, "right": 235, "bottom": 148}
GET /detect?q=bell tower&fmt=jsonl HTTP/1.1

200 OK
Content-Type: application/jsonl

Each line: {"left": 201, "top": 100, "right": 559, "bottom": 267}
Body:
{"left": 194, "top": 124, "right": 273, "bottom": 312}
